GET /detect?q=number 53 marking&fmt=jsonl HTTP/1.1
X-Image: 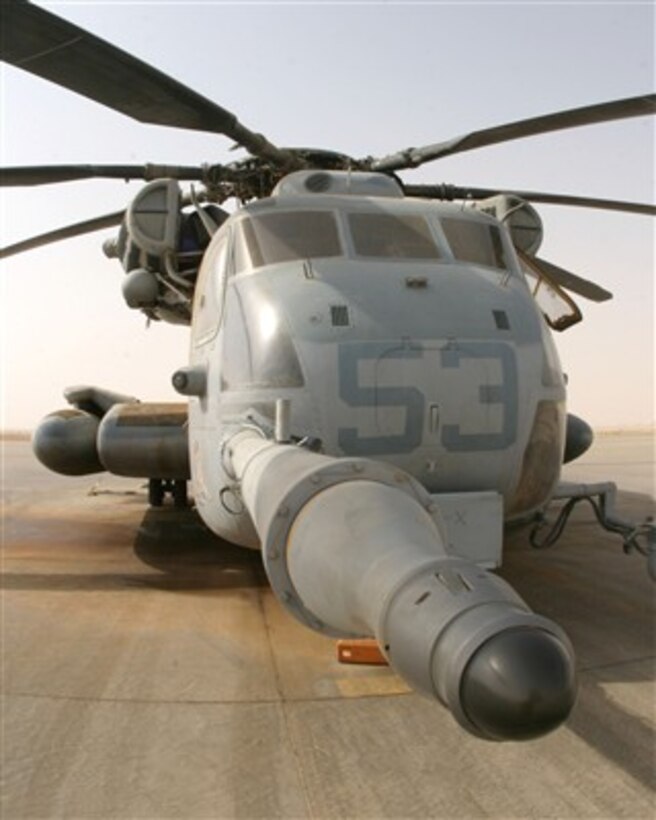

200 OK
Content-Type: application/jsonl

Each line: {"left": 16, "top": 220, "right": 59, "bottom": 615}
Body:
{"left": 338, "top": 341, "right": 518, "bottom": 456}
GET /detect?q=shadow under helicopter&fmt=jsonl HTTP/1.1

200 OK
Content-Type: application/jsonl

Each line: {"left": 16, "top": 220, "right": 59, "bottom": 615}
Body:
{"left": 125, "top": 492, "right": 655, "bottom": 788}
{"left": 1, "top": 498, "right": 266, "bottom": 593}
{"left": 131, "top": 504, "right": 268, "bottom": 591}
{"left": 2, "top": 487, "right": 653, "bottom": 790}
{"left": 499, "top": 491, "right": 655, "bottom": 792}
{"left": 131, "top": 488, "right": 653, "bottom": 791}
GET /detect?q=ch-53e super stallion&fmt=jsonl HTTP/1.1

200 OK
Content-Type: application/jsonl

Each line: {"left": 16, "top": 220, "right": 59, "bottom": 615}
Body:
{"left": 2, "top": 0, "right": 655, "bottom": 743}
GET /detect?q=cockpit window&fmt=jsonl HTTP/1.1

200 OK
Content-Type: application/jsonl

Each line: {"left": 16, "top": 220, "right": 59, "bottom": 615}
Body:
{"left": 441, "top": 217, "right": 508, "bottom": 270}
{"left": 237, "top": 210, "right": 341, "bottom": 270}
{"left": 348, "top": 212, "right": 441, "bottom": 259}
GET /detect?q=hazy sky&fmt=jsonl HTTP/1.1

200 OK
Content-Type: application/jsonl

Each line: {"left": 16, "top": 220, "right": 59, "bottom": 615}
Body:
{"left": 1, "top": 0, "right": 654, "bottom": 431}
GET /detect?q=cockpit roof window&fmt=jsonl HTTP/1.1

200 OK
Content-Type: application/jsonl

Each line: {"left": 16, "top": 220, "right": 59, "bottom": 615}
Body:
{"left": 441, "top": 217, "right": 508, "bottom": 271}
{"left": 348, "top": 212, "right": 441, "bottom": 260}
{"left": 237, "top": 210, "right": 342, "bottom": 270}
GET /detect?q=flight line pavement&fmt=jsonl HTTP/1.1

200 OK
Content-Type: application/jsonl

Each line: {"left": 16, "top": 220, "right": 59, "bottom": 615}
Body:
{"left": 1, "top": 431, "right": 654, "bottom": 818}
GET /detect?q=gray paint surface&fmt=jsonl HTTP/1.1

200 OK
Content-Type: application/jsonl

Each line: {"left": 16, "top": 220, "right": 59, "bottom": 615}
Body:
{"left": 2, "top": 432, "right": 654, "bottom": 818}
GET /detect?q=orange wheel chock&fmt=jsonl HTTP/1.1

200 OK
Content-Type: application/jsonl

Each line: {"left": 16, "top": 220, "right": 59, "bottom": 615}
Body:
{"left": 336, "top": 639, "right": 388, "bottom": 666}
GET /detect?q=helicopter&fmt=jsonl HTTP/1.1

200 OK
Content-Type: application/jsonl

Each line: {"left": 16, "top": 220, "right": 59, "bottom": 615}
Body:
{"left": 2, "top": 0, "right": 655, "bottom": 743}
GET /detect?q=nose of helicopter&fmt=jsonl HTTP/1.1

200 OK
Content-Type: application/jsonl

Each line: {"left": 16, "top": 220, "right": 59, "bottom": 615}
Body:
{"left": 457, "top": 627, "right": 577, "bottom": 741}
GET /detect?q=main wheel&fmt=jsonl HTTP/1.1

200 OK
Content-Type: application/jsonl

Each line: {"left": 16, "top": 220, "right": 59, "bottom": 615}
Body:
{"left": 148, "top": 478, "right": 165, "bottom": 507}
{"left": 172, "top": 479, "right": 188, "bottom": 508}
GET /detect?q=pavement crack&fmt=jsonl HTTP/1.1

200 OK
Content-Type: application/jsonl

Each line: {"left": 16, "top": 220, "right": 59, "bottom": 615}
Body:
{"left": 256, "top": 584, "right": 316, "bottom": 820}
{"left": 4, "top": 689, "right": 411, "bottom": 707}
{"left": 579, "top": 654, "right": 655, "bottom": 674}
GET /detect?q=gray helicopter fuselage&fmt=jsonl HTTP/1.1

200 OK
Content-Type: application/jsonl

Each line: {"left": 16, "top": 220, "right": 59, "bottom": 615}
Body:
{"left": 186, "top": 172, "right": 567, "bottom": 548}
{"left": 9, "top": 0, "right": 651, "bottom": 743}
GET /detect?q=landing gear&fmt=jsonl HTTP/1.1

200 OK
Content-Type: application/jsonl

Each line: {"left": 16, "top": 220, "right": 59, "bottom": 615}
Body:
{"left": 148, "top": 478, "right": 188, "bottom": 508}
{"left": 172, "top": 479, "right": 188, "bottom": 508}
{"left": 532, "top": 481, "right": 656, "bottom": 580}
{"left": 148, "top": 478, "right": 165, "bottom": 507}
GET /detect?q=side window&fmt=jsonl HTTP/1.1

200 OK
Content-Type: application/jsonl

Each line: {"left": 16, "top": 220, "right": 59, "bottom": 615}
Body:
{"left": 191, "top": 229, "right": 229, "bottom": 347}
{"left": 441, "top": 218, "right": 508, "bottom": 270}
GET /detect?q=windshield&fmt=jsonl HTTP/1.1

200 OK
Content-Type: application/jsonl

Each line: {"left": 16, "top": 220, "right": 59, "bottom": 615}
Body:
{"left": 236, "top": 210, "right": 342, "bottom": 270}
{"left": 348, "top": 212, "right": 441, "bottom": 259}
{"left": 441, "top": 217, "right": 508, "bottom": 270}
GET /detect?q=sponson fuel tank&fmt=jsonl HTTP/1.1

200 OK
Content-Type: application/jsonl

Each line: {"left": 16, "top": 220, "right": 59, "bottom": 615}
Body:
{"left": 33, "top": 402, "right": 189, "bottom": 479}
{"left": 32, "top": 408, "right": 104, "bottom": 476}
{"left": 97, "top": 403, "right": 189, "bottom": 478}
{"left": 225, "top": 429, "right": 577, "bottom": 741}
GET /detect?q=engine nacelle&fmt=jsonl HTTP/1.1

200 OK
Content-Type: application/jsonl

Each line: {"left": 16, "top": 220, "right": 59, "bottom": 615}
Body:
{"left": 102, "top": 179, "right": 228, "bottom": 326}
{"left": 473, "top": 194, "right": 543, "bottom": 256}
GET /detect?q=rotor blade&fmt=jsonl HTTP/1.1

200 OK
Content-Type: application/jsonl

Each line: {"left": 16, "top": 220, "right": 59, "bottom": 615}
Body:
{"left": 403, "top": 184, "right": 656, "bottom": 216}
{"left": 518, "top": 250, "right": 613, "bottom": 303}
{"left": 0, "top": 211, "right": 124, "bottom": 259}
{"left": 1, "top": 0, "right": 299, "bottom": 168}
{"left": 499, "top": 190, "right": 656, "bottom": 216}
{"left": 0, "top": 164, "right": 209, "bottom": 187}
{"left": 373, "top": 94, "right": 656, "bottom": 172}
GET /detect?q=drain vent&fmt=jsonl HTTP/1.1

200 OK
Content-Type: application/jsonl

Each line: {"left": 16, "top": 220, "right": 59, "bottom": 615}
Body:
{"left": 493, "top": 310, "right": 510, "bottom": 330}
{"left": 330, "top": 305, "right": 350, "bottom": 327}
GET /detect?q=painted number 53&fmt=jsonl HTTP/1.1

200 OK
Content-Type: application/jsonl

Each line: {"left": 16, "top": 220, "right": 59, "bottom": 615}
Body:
{"left": 337, "top": 341, "right": 518, "bottom": 456}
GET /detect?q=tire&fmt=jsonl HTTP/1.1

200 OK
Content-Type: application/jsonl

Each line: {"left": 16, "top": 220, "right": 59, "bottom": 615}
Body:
{"left": 172, "top": 480, "right": 188, "bottom": 508}
{"left": 148, "top": 478, "right": 165, "bottom": 507}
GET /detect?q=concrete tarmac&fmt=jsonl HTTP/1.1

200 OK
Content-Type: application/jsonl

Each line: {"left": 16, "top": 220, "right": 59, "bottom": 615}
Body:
{"left": 1, "top": 432, "right": 654, "bottom": 819}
